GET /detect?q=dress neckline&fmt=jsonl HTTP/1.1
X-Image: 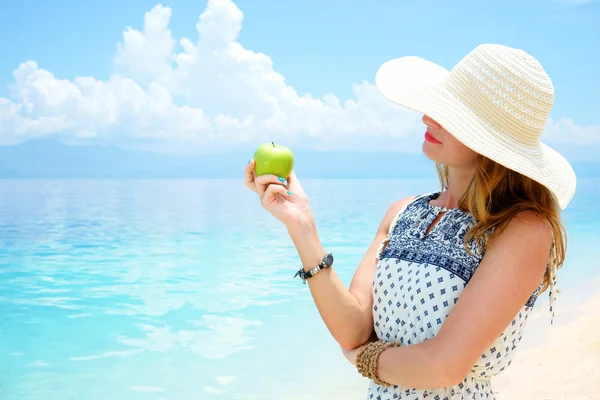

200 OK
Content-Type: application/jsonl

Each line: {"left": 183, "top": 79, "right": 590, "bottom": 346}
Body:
{"left": 425, "top": 191, "right": 465, "bottom": 214}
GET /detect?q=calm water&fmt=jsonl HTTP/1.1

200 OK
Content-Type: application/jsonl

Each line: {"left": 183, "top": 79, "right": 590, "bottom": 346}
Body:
{"left": 1, "top": 178, "right": 598, "bottom": 399}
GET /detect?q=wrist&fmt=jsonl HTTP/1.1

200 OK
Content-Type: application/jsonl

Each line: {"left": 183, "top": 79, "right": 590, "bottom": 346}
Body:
{"left": 286, "top": 217, "right": 326, "bottom": 274}
{"left": 355, "top": 341, "right": 400, "bottom": 386}
{"left": 287, "top": 217, "right": 318, "bottom": 247}
{"left": 287, "top": 211, "right": 316, "bottom": 234}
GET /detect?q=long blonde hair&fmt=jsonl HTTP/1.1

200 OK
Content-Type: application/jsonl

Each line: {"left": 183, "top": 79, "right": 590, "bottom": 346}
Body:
{"left": 436, "top": 155, "right": 567, "bottom": 293}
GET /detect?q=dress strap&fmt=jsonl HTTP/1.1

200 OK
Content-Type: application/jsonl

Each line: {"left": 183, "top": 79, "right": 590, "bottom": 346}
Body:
{"left": 548, "top": 240, "right": 558, "bottom": 325}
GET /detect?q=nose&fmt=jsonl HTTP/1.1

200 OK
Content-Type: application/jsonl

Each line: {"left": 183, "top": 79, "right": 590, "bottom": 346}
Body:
{"left": 422, "top": 115, "right": 441, "bottom": 130}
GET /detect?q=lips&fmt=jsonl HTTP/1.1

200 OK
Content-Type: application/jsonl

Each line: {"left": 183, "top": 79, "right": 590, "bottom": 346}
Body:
{"left": 425, "top": 131, "right": 442, "bottom": 144}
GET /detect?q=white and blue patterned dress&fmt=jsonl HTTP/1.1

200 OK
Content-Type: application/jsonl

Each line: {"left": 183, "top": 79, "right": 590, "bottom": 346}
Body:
{"left": 369, "top": 192, "right": 556, "bottom": 400}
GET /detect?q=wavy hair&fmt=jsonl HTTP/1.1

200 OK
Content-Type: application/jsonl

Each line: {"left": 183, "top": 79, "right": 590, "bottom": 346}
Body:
{"left": 436, "top": 155, "right": 567, "bottom": 293}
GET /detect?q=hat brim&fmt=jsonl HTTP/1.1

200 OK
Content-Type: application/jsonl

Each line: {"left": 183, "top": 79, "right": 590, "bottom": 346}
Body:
{"left": 375, "top": 56, "right": 576, "bottom": 210}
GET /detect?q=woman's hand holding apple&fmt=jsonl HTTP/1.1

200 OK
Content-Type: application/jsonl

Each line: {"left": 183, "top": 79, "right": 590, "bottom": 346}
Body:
{"left": 244, "top": 159, "right": 314, "bottom": 229}
{"left": 245, "top": 143, "right": 355, "bottom": 354}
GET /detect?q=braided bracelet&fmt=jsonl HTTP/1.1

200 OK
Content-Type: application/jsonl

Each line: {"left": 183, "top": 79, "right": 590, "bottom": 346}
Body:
{"left": 355, "top": 340, "right": 401, "bottom": 386}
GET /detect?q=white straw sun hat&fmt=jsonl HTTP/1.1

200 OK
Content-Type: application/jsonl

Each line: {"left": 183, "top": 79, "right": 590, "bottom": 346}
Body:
{"left": 375, "top": 43, "right": 576, "bottom": 209}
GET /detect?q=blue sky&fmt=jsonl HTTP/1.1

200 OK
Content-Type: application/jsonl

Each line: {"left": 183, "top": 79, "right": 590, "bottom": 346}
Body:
{"left": 0, "top": 0, "right": 598, "bottom": 159}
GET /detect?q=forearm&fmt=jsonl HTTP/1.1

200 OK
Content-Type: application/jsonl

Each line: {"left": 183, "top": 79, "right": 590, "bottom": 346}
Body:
{"left": 288, "top": 220, "right": 372, "bottom": 349}
{"left": 376, "top": 339, "right": 462, "bottom": 389}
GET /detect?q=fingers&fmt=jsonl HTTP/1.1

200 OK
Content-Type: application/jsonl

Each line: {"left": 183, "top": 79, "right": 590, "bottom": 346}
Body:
{"left": 245, "top": 160, "right": 257, "bottom": 193}
{"left": 284, "top": 169, "right": 305, "bottom": 197}
{"left": 255, "top": 174, "right": 287, "bottom": 187}
{"left": 261, "top": 182, "right": 292, "bottom": 207}
{"left": 244, "top": 159, "right": 291, "bottom": 200}
{"left": 254, "top": 174, "right": 288, "bottom": 198}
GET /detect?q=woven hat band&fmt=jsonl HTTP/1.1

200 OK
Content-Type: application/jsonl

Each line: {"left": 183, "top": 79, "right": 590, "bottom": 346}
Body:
{"left": 445, "top": 45, "right": 554, "bottom": 147}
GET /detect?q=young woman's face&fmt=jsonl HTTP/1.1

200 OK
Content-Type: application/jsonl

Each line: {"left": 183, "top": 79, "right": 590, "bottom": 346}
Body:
{"left": 421, "top": 115, "right": 479, "bottom": 168}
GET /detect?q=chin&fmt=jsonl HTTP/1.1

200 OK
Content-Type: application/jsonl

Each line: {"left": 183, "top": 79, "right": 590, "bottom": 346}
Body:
{"left": 422, "top": 142, "right": 442, "bottom": 164}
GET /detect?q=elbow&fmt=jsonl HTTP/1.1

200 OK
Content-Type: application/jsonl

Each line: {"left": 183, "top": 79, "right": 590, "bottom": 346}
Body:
{"left": 438, "top": 365, "right": 471, "bottom": 388}
{"left": 337, "top": 335, "right": 367, "bottom": 351}
{"left": 338, "top": 340, "right": 359, "bottom": 351}
{"left": 337, "top": 329, "right": 373, "bottom": 351}
{"left": 423, "top": 342, "right": 473, "bottom": 388}
{"left": 405, "top": 360, "right": 461, "bottom": 389}
{"left": 435, "top": 354, "right": 473, "bottom": 388}
{"left": 418, "top": 361, "right": 469, "bottom": 389}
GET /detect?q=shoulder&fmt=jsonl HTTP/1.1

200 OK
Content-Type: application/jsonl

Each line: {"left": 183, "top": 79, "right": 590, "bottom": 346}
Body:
{"left": 491, "top": 210, "right": 553, "bottom": 249}
{"left": 483, "top": 210, "right": 553, "bottom": 278}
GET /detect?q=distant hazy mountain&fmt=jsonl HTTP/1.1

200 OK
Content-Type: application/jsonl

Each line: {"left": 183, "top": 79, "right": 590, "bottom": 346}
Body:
{"left": 0, "top": 139, "right": 596, "bottom": 179}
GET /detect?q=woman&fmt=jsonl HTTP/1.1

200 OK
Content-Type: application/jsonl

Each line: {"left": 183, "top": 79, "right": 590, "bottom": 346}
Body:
{"left": 244, "top": 44, "right": 576, "bottom": 399}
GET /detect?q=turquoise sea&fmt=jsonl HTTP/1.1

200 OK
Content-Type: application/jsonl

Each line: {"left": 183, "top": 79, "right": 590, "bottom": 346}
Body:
{"left": 1, "top": 178, "right": 598, "bottom": 399}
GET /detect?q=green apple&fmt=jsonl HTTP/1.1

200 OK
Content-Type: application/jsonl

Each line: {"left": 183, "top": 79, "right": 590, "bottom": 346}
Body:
{"left": 253, "top": 141, "right": 295, "bottom": 179}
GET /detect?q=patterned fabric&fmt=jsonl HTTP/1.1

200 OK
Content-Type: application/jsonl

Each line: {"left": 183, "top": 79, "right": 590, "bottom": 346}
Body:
{"left": 367, "top": 192, "right": 553, "bottom": 400}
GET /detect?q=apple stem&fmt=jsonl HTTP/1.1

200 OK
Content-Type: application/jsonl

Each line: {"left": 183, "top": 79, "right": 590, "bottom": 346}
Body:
{"left": 271, "top": 141, "right": 275, "bottom": 147}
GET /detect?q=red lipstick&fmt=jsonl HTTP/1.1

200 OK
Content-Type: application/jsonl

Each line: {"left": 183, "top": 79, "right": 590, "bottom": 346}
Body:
{"left": 425, "top": 131, "right": 442, "bottom": 144}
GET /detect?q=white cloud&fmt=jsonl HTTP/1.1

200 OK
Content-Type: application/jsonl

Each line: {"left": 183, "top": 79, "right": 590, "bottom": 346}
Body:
{"left": 542, "top": 117, "right": 600, "bottom": 160}
{"left": 114, "top": 5, "right": 176, "bottom": 84}
{"left": 0, "top": 0, "right": 419, "bottom": 154}
{"left": 0, "top": 0, "right": 597, "bottom": 158}
{"left": 544, "top": 117, "right": 600, "bottom": 146}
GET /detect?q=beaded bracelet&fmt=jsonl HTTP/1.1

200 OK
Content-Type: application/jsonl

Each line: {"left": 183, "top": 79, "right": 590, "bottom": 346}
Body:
{"left": 355, "top": 340, "right": 401, "bottom": 386}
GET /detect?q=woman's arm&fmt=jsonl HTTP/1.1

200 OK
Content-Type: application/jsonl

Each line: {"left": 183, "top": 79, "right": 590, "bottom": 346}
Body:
{"left": 345, "top": 211, "right": 553, "bottom": 388}
{"left": 287, "top": 196, "right": 414, "bottom": 350}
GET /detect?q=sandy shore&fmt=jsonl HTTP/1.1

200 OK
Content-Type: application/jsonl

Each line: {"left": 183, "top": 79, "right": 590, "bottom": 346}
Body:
{"left": 493, "top": 282, "right": 600, "bottom": 399}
